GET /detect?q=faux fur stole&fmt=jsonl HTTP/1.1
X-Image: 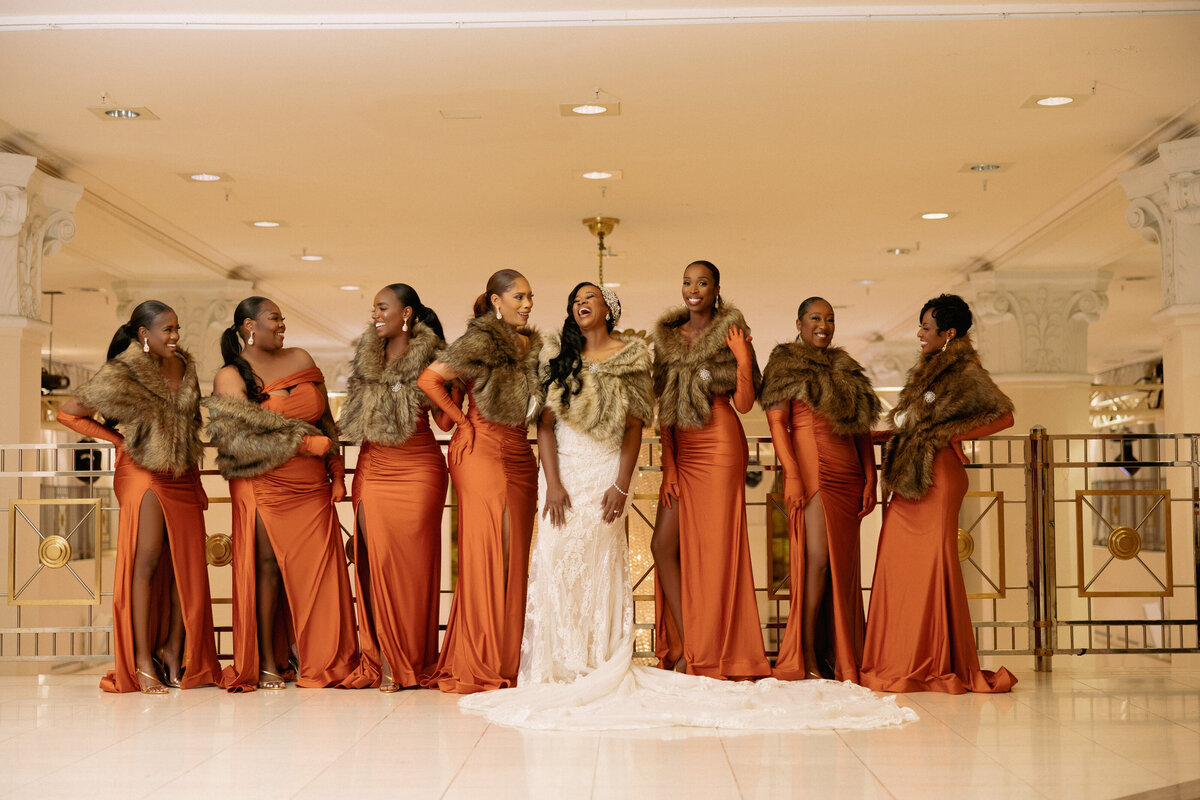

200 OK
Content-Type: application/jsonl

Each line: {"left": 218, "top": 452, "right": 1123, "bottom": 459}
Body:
{"left": 202, "top": 394, "right": 323, "bottom": 480}
{"left": 539, "top": 332, "right": 654, "bottom": 446}
{"left": 882, "top": 338, "right": 1014, "bottom": 500}
{"left": 652, "top": 303, "right": 761, "bottom": 430}
{"left": 338, "top": 321, "right": 444, "bottom": 445}
{"left": 441, "top": 314, "right": 544, "bottom": 427}
{"left": 759, "top": 339, "right": 880, "bottom": 436}
{"left": 75, "top": 342, "right": 204, "bottom": 476}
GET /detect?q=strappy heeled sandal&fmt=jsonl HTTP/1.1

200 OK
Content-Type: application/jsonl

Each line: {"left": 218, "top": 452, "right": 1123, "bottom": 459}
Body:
{"left": 379, "top": 670, "right": 400, "bottom": 693}
{"left": 258, "top": 669, "right": 287, "bottom": 690}
{"left": 136, "top": 668, "right": 168, "bottom": 695}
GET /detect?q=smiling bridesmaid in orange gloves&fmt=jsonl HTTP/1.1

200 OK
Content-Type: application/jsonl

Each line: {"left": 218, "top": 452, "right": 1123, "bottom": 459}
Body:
{"left": 860, "top": 293, "right": 1017, "bottom": 694}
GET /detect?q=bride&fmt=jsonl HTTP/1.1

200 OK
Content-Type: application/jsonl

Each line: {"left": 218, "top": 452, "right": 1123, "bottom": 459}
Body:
{"left": 459, "top": 283, "right": 916, "bottom": 731}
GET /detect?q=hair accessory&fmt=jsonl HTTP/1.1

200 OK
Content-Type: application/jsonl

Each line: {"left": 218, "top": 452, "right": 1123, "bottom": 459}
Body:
{"left": 142, "top": 338, "right": 150, "bottom": 353}
{"left": 247, "top": 330, "right": 254, "bottom": 347}
{"left": 599, "top": 286, "right": 622, "bottom": 327}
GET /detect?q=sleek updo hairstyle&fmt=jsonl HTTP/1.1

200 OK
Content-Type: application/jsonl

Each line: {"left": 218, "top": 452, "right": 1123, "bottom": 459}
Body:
{"left": 920, "top": 293, "right": 973, "bottom": 337}
{"left": 219, "top": 296, "right": 272, "bottom": 403}
{"left": 796, "top": 296, "right": 829, "bottom": 319}
{"left": 472, "top": 269, "right": 526, "bottom": 319}
{"left": 383, "top": 283, "right": 445, "bottom": 341}
{"left": 543, "top": 282, "right": 613, "bottom": 411}
{"left": 687, "top": 259, "right": 723, "bottom": 309}
{"left": 106, "top": 300, "right": 173, "bottom": 361}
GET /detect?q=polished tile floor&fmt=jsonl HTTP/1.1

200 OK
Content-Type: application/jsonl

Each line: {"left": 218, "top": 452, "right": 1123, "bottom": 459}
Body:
{"left": 1, "top": 656, "right": 1198, "bottom": 800}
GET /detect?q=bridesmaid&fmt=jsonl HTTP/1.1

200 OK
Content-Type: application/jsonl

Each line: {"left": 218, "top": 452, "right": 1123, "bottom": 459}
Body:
{"left": 339, "top": 284, "right": 451, "bottom": 691}
{"left": 860, "top": 293, "right": 1017, "bottom": 694}
{"left": 418, "top": 269, "right": 542, "bottom": 694}
{"left": 650, "top": 260, "right": 771, "bottom": 680}
{"left": 58, "top": 300, "right": 220, "bottom": 693}
{"left": 205, "top": 296, "right": 367, "bottom": 691}
{"left": 760, "top": 297, "right": 880, "bottom": 682}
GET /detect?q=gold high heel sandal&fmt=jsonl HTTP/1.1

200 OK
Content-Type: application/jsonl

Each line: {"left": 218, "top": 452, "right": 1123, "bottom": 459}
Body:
{"left": 136, "top": 668, "right": 168, "bottom": 695}
{"left": 258, "top": 670, "right": 287, "bottom": 690}
{"left": 379, "top": 672, "right": 400, "bottom": 694}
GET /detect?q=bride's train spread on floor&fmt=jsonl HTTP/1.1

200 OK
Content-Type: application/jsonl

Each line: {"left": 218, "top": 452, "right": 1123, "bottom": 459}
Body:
{"left": 459, "top": 424, "right": 917, "bottom": 731}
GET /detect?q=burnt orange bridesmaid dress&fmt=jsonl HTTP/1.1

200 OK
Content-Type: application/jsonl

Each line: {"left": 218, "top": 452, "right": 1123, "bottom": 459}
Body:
{"left": 351, "top": 418, "right": 448, "bottom": 687}
{"left": 860, "top": 412, "right": 1016, "bottom": 694}
{"left": 220, "top": 367, "right": 366, "bottom": 691}
{"left": 771, "top": 403, "right": 872, "bottom": 682}
{"left": 421, "top": 398, "right": 537, "bottom": 693}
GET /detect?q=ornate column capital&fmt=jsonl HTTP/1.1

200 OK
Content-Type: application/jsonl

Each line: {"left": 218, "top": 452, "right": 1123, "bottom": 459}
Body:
{"left": 964, "top": 269, "right": 1111, "bottom": 379}
{"left": 1119, "top": 137, "right": 1200, "bottom": 309}
{"left": 0, "top": 154, "right": 40, "bottom": 319}
{"left": 859, "top": 338, "right": 920, "bottom": 389}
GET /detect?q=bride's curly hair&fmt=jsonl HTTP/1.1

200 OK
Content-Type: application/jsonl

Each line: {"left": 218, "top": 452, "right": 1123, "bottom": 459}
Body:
{"left": 543, "top": 282, "right": 614, "bottom": 412}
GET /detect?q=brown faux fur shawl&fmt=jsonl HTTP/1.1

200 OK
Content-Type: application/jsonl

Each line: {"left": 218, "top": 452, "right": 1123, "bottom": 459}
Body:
{"left": 338, "top": 321, "right": 444, "bottom": 445}
{"left": 202, "top": 394, "right": 324, "bottom": 480}
{"left": 882, "top": 338, "right": 1014, "bottom": 501}
{"left": 75, "top": 342, "right": 204, "bottom": 476}
{"left": 652, "top": 303, "right": 761, "bottom": 430}
{"left": 441, "top": 314, "right": 544, "bottom": 427}
{"left": 759, "top": 339, "right": 880, "bottom": 435}
{"left": 539, "top": 332, "right": 654, "bottom": 446}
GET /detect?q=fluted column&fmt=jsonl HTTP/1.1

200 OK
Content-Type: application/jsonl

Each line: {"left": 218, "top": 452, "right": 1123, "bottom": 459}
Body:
{"left": 1119, "top": 137, "right": 1200, "bottom": 433}
{"left": 965, "top": 269, "right": 1111, "bottom": 434}
{"left": 112, "top": 279, "right": 253, "bottom": 388}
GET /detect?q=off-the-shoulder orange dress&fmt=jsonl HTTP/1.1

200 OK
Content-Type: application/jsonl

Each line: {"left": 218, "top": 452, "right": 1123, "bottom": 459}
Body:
{"left": 220, "top": 367, "right": 366, "bottom": 691}
{"left": 101, "top": 451, "right": 222, "bottom": 692}
{"left": 860, "top": 412, "right": 1017, "bottom": 694}
{"left": 772, "top": 402, "right": 872, "bottom": 683}
{"left": 655, "top": 396, "right": 771, "bottom": 680}
{"left": 351, "top": 413, "right": 448, "bottom": 687}
{"left": 421, "top": 397, "right": 537, "bottom": 694}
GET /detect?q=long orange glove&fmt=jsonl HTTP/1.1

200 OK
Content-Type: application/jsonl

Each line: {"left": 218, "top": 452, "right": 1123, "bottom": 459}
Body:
{"left": 766, "top": 407, "right": 805, "bottom": 513}
{"left": 299, "top": 434, "right": 332, "bottom": 457}
{"left": 418, "top": 368, "right": 473, "bottom": 464}
{"left": 854, "top": 433, "right": 877, "bottom": 519}
{"left": 658, "top": 425, "right": 680, "bottom": 509}
{"left": 328, "top": 454, "right": 347, "bottom": 503}
{"left": 724, "top": 326, "right": 757, "bottom": 414}
{"left": 56, "top": 410, "right": 124, "bottom": 447}
{"left": 432, "top": 385, "right": 466, "bottom": 432}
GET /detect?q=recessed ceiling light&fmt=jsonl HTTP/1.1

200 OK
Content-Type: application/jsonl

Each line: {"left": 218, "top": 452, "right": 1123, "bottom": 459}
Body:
{"left": 855, "top": 279, "right": 877, "bottom": 285}
{"left": 299, "top": 254, "right": 325, "bottom": 262}
{"left": 575, "top": 169, "right": 623, "bottom": 181}
{"left": 582, "top": 171, "right": 613, "bottom": 180}
{"left": 885, "top": 247, "right": 911, "bottom": 256}
{"left": 339, "top": 285, "right": 360, "bottom": 291}
{"left": 439, "top": 109, "right": 482, "bottom": 120}
{"left": 88, "top": 106, "right": 158, "bottom": 121}
{"left": 1022, "top": 94, "right": 1089, "bottom": 109}
{"left": 920, "top": 212, "right": 952, "bottom": 220}
{"left": 252, "top": 220, "right": 281, "bottom": 228}
{"left": 603, "top": 282, "right": 621, "bottom": 288}
{"left": 559, "top": 102, "right": 620, "bottom": 117}
{"left": 970, "top": 164, "right": 1000, "bottom": 172}
{"left": 105, "top": 108, "right": 139, "bottom": 119}
{"left": 189, "top": 173, "right": 222, "bottom": 182}
{"left": 1037, "top": 96, "right": 1074, "bottom": 107}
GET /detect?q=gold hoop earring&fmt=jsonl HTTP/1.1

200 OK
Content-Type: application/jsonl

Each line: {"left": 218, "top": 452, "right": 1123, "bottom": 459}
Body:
{"left": 247, "top": 330, "right": 254, "bottom": 347}
{"left": 142, "top": 338, "right": 150, "bottom": 353}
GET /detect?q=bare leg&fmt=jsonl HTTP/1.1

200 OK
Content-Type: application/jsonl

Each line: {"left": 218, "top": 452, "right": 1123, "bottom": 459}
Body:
{"left": 132, "top": 491, "right": 168, "bottom": 691}
{"left": 354, "top": 504, "right": 375, "bottom": 636}
{"left": 254, "top": 513, "right": 285, "bottom": 688}
{"left": 651, "top": 500, "right": 685, "bottom": 667}
{"left": 159, "top": 575, "right": 185, "bottom": 686}
{"left": 801, "top": 492, "right": 831, "bottom": 678}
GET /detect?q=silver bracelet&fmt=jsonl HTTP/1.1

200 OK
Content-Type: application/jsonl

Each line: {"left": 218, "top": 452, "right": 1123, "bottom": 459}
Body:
{"left": 610, "top": 482, "right": 629, "bottom": 497}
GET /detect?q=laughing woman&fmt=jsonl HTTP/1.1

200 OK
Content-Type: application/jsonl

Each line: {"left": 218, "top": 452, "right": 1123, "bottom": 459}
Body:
{"left": 860, "top": 293, "right": 1017, "bottom": 694}
{"left": 651, "top": 260, "right": 771, "bottom": 680}
{"left": 338, "top": 284, "right": 450, "bottom": 691}
{"left": 205, "top": 296, "right": 366, "bottom": 691}
{"left": 418, "top": 269, "right": 543, "bottom": 693}
{"left": 760, "top": 297, "right": 879, "bottom": 682}
{"left": 58, "top": 301, "right": 221, "bottom": 693}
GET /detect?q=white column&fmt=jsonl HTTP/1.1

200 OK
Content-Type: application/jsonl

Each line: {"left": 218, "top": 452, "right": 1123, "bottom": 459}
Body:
{"left": 112, "top": 279, "right": 253, "bottom": 388}
{"left": 1119, "top": 137, "right": 1200, "bottom": 434}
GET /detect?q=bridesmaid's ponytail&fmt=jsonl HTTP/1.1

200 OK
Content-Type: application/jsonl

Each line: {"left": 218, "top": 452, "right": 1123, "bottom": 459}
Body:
{"left": 221, "top": 296, "right": 270, "bottom": 403}
{"left": 472, "top": 269, "right": 525, "bottom": 319}
{"left": 106, "top": 300, "right": 172, "bottom": 361}
{"left": 384, "top": 283, "right": 445, "bottom": 341}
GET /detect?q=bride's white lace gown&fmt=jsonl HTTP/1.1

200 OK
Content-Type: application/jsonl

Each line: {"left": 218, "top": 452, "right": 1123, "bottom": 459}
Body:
{"left": 459, "top": 425, "right": 917, "bottom": 732}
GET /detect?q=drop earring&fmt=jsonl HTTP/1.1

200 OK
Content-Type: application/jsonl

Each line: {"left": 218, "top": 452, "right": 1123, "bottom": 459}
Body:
{"left": 247, "top": 330, "right": 254, "bottom": 347}
{"left": 495, "top": 307, "right": 502, "bottom": 320}
{"left": 605, "top": 313, "right": 611, "bottom": 321}
{"left": 142, "top": 338, "right": 150, "bottom": 353}
{"left": 940, "top": 338, "right": 950, "bottom": 353}
{"left": 402, "top": 317, "right": 408, "bottom": 333}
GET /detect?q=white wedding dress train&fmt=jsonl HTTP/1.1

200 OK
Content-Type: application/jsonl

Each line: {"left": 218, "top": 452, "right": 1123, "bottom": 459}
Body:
{"left": 459, "top": 423, "right": 917, "bottom": 731}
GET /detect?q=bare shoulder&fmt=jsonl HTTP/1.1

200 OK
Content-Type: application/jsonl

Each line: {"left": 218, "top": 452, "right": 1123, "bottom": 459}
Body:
{"left": 281, "top": 347, "right": 317, "bottom": 370}
{"left": 212, "top": 365, "right": 248, "bottom": 398}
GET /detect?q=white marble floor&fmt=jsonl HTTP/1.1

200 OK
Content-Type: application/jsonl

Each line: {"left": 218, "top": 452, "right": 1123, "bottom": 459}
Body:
{"left": 1, "top": 657, "right": 1198, "bottom": 800}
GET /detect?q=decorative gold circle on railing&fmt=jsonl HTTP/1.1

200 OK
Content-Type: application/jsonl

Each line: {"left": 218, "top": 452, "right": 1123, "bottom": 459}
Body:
{"left": 1107, "top": 526, "right": 1141, "bottom": 561}
{"left": 38, "top": 535, "right": 72, "bottom": 568}
{"left": 957, "top": 528, "right": 974, "bottom": 562}
{"left": 344, "top": 536, "right": 356, "bottom": 566}
{"left": 205, "top": 534, "right": 233, "bottom": 567}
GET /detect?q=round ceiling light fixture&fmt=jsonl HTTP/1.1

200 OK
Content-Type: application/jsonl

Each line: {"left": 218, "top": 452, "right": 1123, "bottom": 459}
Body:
{"left": 252, "top": 220, "right": 281, "bottom": 228}
{"left": 105, "top": 108, "right": 140, "bottom": 119}
{"left": 1036, "top": 96, "right": 1074, "bottom": 107}
{"left": 300, "top": 254, "right": 324, "bottom": 262}
{"left": 572, "top": 104, "right": 607, "bottom": 115}
{"left": 189, "top": 173, "right": 222, "bottom": 182}
{"left": 921, "top": 212, "right": 951, "bottom": 220}
{"left": 970, "top": 164, "right": 1001, "bottom": 172}
{"left": 885, "top": 247, "right": 911, "bottom": 256}
{"left": 582, "top": 171, "right": 613, "bottom": 180}
{"left": 339, "top": 285, "right": 360, "bottom": 291}
{"left": 855, "top": 279, "right": 877, "bottom": 285}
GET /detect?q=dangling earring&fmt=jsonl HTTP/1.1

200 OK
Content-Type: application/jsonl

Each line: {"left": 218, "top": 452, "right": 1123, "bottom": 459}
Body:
{"left": 495, "top": 306, "right": 502, "bottom": 320}
{"left": 247, "top": 330, "right": 254, "bottom": 347}
{"left": 714, "top": 296, "right": 721, "bottom": 311}
{"left": 402, "top": 316, "right": 409, "bottom": 333}
{"left": 940, "top": 338, "right": 950, "bottom": 353}
{"left": 605, "top": 313, "right": 611, "bottom": 321}
{"left": 142, "top": 338, "right": 150, "bottom": 353}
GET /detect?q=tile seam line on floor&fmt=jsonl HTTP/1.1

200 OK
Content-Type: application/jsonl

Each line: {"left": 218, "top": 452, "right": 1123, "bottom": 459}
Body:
{"left": 836, "top": 728, "right": 901, "bottom": 800}
{"left": 437, "top": 720, "right": 489, "bottom": 799}
{"left": 588, "top": 731, "right": 601, "bottom": 800}
{"left": 717, "top": 730, "right": 746, "bottom": 800}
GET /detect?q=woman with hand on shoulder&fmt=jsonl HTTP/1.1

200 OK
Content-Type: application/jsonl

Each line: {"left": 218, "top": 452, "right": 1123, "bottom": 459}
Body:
{"left": 418, "top": 269, "right": 542, "bottom": 693}
{"left": 651, "top": 260, "right": 770, "bottom": 680}
{"left": 57, "top": 301, "right": 221, "bottom": 693}
{"left": 760, "top": 297, "right": 880, "bottom": 682}
{"left": 860, "top": 293, "right": 1017, "bottom": 694}
{"left": 339, "top": 284, "right": 450, "bottom": 692}
{"left": 205, "top": 296, "right": 366, "bottom": 691}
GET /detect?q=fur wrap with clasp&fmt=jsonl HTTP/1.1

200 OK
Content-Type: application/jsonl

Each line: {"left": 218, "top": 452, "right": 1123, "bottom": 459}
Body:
{"left": 440, "top": 314, "right": 544, "bottom": 427}
{"left": 652, "top": 302, "right": 761, "bottom": 430}
{"left": 75, "top": 341, "right": 204, "bottom": 476}
{"left": 539, "top": 331, "right": 654, "bottom": 446}
{"left": 882, "top": 337, "right": 1014, "bottom": 501}
{"left": 202, "top": 394, "right": 326, "bottom": 480}
{"left": 759, "top": 338, "right": 880, "bottom": 435}
{"left": 338, "top": 320, "right": 444, "bottom": 445}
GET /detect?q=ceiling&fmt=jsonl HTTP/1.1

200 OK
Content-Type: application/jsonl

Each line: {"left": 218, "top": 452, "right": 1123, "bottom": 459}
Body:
{"left": 3, "top": 2, "right": 1199, "bottom": 386}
